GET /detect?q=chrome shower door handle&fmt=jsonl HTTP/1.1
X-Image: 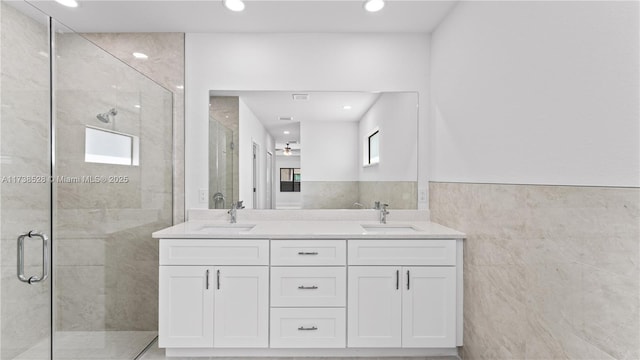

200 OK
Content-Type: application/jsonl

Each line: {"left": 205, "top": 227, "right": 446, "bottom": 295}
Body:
{"left": 17, "top": 230, "right": 49, "bottom": 285}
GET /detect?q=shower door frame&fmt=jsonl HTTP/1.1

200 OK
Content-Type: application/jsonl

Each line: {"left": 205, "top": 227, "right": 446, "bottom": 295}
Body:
{"left": 0, "top": 2, "right": 55, "bottom": 358}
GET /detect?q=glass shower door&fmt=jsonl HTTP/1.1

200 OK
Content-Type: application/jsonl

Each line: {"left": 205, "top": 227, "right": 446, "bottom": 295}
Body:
{"left": 0, "top": 1, "right": 52, "bottom": 359}
{"left": 52, "top": 18, "right": 173, "bottom": 360}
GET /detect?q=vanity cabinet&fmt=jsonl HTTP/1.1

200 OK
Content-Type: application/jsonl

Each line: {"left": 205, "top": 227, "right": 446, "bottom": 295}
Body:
{"left": 157, "top": 235, "right": 463, "bottom": 357}
{"left": 348, "top": 240, "right": 457, "bottom": 348}
{"left": 158, "top": 239, "right": 269, "bottom": 349}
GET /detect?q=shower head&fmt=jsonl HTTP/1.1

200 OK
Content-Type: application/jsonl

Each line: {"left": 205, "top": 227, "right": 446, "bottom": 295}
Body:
{"left": 96, "top": 108, "right": 118, "bottom": 123}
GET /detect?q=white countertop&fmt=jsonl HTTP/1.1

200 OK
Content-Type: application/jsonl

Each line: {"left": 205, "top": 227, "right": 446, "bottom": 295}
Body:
{"left": 152, "top": 220, "right": 465, "bottom": 240}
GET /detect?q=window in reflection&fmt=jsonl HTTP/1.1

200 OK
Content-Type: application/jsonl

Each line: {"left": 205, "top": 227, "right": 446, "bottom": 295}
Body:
{"left": 280, "top": 168, "right": 301, "bottom": 192}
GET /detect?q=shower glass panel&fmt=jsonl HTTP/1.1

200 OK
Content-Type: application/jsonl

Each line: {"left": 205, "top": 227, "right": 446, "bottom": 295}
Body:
{"left": 53, "top": 21, "right": 173, "bottom": 359}
{"left": 0, "top": 2, "right": 52, "bottom": 359}
{"left": 209, "top": 119, "right": 234, "bottom": 209}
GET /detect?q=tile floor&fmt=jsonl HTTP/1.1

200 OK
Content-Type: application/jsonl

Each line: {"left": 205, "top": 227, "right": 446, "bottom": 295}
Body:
{"left": 13, "top": 331, "right": 157, "bottom": 360}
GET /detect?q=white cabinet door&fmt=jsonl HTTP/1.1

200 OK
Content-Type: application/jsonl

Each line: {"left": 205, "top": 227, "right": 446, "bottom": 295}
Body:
{"left": 159, "top": 266, "right": 214, "bottom": 348}
{"left": 347, "top": 266, "right": 402, "bottom": 348}
{"left": 213, "top": 266, "right": 269, "bottom": 348}
{"left": 402, "top": 267, "right": 457, "bottom": 348}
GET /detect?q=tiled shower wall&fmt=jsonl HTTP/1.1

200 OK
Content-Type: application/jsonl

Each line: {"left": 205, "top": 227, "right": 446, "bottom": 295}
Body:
{"left": 429, "top": 182, "right": 640, "bottom": 359}
{"left": 57, "top": 32, "right": 184, "bottom": 331}
{"left": 82, "top": 33, "right": 185, "bottom": 224}
{"left": 55, "top": 31, "right": 173, "bottom": 332}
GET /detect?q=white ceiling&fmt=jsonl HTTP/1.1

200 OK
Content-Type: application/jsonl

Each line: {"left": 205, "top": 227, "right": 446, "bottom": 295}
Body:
{"left": 23, "top": 0, "right": 457, "bottom": 33}
{"left": 209, "top": 90, "right": 381, "bottom": 146}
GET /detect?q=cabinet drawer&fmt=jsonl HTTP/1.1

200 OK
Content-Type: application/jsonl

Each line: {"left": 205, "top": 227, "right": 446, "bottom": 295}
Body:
{"left": 348, "top": 240, "right": 456, "bottom": 266}
{"left": 271, "top": 267, "right": 346, "bottom": 307}
{"left": 159, "top": 239, "right": 269, "bottom": 265}
{"left": 271, "top": 240, "right": 346, "bottom": 266}
{"left": 270, "top": 308, "right": 346, "bottom": 348}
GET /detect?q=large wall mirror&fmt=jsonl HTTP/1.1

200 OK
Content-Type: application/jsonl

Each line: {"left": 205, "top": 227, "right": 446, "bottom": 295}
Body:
{"left": 208, "top": 90, "right": 418, "bottom": 210}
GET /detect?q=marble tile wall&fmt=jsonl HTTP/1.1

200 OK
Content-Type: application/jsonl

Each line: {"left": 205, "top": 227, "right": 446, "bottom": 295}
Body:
{"left": 188, "top": 208, "right": 431, "bottom": 222}
{"left": 302, "top": 181, "right": 360, "bottom": 209}
{"left": 82, "top": 33, "right": 185, "bottom": 224}
{"left": 0, "top": 3, "right": 51, "bottom": 358}
{"left": 359, "top": 181, "right": 417, "bottom": 209}
{"left": 429, "top": 182, "right": 640, "bottom": 360}
{"left": 54, "top": 30, "right": 173, "bottom": 333}
{"left": 301, "top": 181, "right": 418, "bottom": 209}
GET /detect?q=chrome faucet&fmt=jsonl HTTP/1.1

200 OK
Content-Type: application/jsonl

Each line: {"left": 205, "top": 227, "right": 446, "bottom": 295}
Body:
{"left": 228, "top": 200, "right": 244, "bottom": 223}
{"left": 212, "top": 192, "right": 225, "bottom": 209}
{"left": 380, "top": 203, "right": 389, "bottom": 224}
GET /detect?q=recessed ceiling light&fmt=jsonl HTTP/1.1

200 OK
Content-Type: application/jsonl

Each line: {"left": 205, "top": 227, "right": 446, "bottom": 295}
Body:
{"left": 134, "top": 104, "right": 141, "bottom": 109}
{"left": 223, "top": 0, "right": 245, "bottom": 12}
{"left": 343, "top": 105, "right": 353, "bottom": 110}
{"left": 133, "top": 52, "right": 148, "bottom": 59}
{"left": 176, "top": 85, "right": 184, "bottom": 90}
{"left": 364, "top": 0, "right": 385, "bottom": 12}
{"left": 55, "top": 0, "right": 78, "bottom": 8}
{"left": 284, "top": 131, "right": 290, "bottom": 135}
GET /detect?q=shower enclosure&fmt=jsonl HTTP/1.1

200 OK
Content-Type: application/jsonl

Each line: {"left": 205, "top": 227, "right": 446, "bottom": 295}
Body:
{"left": 1, "top": 2, "right": 173, "bottom": 359}
{"left": 208, "top": 118, "right": 234, "bottom": 209}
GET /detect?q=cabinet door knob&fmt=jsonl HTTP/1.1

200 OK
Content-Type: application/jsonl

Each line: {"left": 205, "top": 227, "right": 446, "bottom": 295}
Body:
{"left": 298, "top": 326, "right": 318, "bottom": 331}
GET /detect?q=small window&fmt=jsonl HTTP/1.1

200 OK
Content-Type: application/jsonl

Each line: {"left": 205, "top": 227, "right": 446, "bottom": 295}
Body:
{"left": 280, "top": 168, "right": 301, "bottom": 192}
{"left": 366, "top": 129, "right": 379, "bottom": 165}
{"left": 85, "top": 126, "right": 139, "bottom": 166}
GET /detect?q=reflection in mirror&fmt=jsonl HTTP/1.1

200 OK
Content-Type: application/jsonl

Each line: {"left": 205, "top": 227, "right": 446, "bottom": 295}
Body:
{"left": 280, "top": 168, "right": 301, "bottom": 192}
{"left": 208, "top": 91, "right": 418, "bottom": 210}
{"left": 208, "top": 97, "right": 239, "bottom": 208}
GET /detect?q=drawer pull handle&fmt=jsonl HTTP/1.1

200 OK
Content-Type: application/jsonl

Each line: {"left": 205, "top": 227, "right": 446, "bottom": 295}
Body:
{"left": 298, "top": 252, "right": 319, "bottom": 255}
{"left": 407, "top": 270, "right": 410, "bottom": 290}
{"left": 206, "top": 269, "right": 210, "bottom": 290}
{"left": 298, "top": 285, "right": 318, "bottom": 290}
{"left": 298, "top": 326, "right": 318, "bottom": 331}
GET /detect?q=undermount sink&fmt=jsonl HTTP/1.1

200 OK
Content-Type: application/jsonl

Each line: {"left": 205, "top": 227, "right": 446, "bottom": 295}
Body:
{"left": 196, "top": 224, "right": 256, "bottom": 234}
{"left": 361, "top": 224, "right": 421, "bottom": 234}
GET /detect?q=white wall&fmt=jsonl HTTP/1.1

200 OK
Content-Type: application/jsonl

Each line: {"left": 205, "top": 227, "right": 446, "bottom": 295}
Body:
{"left": 359, "top": 92, "right": 419, "bottom": 182}
{"left": 301, "top": 121, "right": 359, "bottom": 181}
{"left": 239, "top": 98, "right": 274, "bottom": 209}
{"left": 185, "top": 33, "right": 431, "bottom": 210}
{"left": 430, "top": 1, "right": 640, "bottom": 187}
{"left": 275, "top": 155, "right": 302, "bottom": 209}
